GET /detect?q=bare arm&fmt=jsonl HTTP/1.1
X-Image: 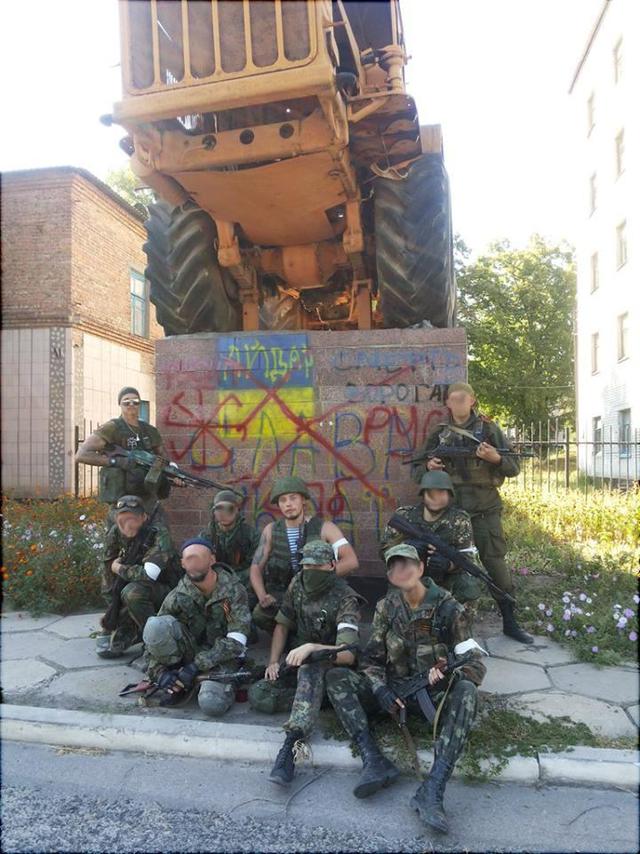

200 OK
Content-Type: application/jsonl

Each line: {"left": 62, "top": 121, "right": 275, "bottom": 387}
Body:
{"left": 75, "top": 432, "right": 110, "bottom": 467}
{"left": 249, "top": 524, "right": 273, "bottom": 604}
{"left": 265, "top": 622, "right": 289, "bottom": 680}
{"left": 285, "top": 642, "right": 356, "bottom": 668}
{"left": 321, "top": 521, "right": 359, "bottom": 577}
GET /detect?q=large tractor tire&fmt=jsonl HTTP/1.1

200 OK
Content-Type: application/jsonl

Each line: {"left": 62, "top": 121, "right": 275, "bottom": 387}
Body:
{"left": 144, "top": 201, "right": 241, "bottom": 335}
{"left": 375, "top": 154, "right": 455, "bottom": 328}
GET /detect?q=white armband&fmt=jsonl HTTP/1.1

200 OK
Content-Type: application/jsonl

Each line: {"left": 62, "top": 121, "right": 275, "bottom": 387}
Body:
{"left": 337, "top": 622, "right": 359, "bottom": 633}
{"left": 143, "top": 561, "right": 162, "bottom": 581}
{"left": 454, "top": 639, "right": 488, "bottom": 657}
{"left": 332, "top": 537, "right": 349, "bottom": 557}
{"left": 227, "top": 631, "right": 247, "bottom": 646}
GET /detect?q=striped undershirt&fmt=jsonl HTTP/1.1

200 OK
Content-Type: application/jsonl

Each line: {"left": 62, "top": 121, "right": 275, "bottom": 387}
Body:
{"left": 286, "top": 525, "right": 302, "bottom": 573}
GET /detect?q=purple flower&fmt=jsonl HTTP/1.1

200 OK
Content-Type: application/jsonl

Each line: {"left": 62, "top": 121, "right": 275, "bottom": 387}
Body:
{"left": 586, "top": 625, "right": 596, "bottom": 634}
{"left": 616, "top": 617, "right": 628, "bottom": 629}
{"left": 629, "top": 631, "right": 638, "bottom": 642}
{"left": 564, "top": 629, "right": 571, "bottom": 637}
{"left": 586, "top": 597, "right": 592, "bottom": 604}
{"left": 562, "top": 595, "right": 571, "bottom": 604}
{"left": 591, "top": 646, "right": 599, "bottom": 653}
{"left": 546, "top": 623, "right": 555, "bottom": 633}
{"left": 538, "top": 603, "right": 546, "bottom": 612}
{"left": 633, "top": 594, "right": 640, "bottom": 605}
{"left": 545, "top": 609, "right": 553, "bottom": 617}
{"left": 579, "top": 593, "right": 587, "bottom": 602}
{"left": 570, "top": 630, "right": 577, "bottom": 637}
{"left": 562, "top": 610, "right": 571, "bottom": 621}
{"left": 623, "top": 608, "right": 634, "bottom": 619}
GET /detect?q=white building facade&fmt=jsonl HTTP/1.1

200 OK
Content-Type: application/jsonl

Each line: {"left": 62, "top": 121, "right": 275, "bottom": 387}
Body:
{"left": 571, "top": 0, "right": 639, "bottom": 480}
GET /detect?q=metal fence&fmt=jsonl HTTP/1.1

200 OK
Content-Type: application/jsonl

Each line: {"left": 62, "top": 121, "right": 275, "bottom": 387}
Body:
{"left": 74, "top": 421, "right": 100, "bottom": 498}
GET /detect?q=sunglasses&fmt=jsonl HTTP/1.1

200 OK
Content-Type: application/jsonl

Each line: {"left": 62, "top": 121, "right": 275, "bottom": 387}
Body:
{"left": 121, "top": 399, "right": 141, "bottom": 407}
{"left": 116, "top": 497, "right": 144, "bottom": 510}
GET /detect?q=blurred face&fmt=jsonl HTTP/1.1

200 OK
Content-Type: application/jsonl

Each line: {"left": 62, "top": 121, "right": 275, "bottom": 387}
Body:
{"left": 181, "top": 544, "right": 215, "bottom": 584}
{"left": 120, "top": 393, "right": 141, "bottom": 421}
{"left": 446, "top": 390, "right": 475, "bottom": 422}
{"left": 278, "top": 492, "right": 305, "bottom": 520}
{"left": 116, "top": 511, "right": 147, "bottom": 538}
{"left": 422, "top": 488, "right": 451, "bottom": 513}
{"left": 214, "top": 502, "right": 239, "bottom": 528}
{"left": 386, "top": 558, "right": 424, "bottom": 591}
{"left": 300, "top": 561, "right": 334, "bottom": 573}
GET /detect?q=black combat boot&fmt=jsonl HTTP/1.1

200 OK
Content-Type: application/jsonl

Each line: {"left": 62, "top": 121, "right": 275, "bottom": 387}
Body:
{"left": 352, "top": 730, "right": 401, "bottom": 799}
{"left": 498, "top": 599, "right": 534, "bottom": 644}
{"left": 269, "top": 728, "right": 304, "bottom": 786}
{"left": 410, "top": 755, "right": 454, "bottom": 834}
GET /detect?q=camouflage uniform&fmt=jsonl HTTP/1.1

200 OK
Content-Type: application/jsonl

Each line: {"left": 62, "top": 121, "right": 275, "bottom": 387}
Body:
{"left": 411, "top": 410, "right": 519, "bottom": 595}
{"left": 249, "top": 558, "right": 361, "bottom": 737}
{"left": 101, "top": 520, "right": 179, "bottom": 649}
{"left": 380, "top": 503, "right": 483, "bottom": 605}
{"left": 143, "top": 567, "right": 251, "bottom": 716}
{"left": 326, "top": 578, "right": 485, "bottom": 770}
{"left": 199, "top": 515, "right": 259, "bottom": 598}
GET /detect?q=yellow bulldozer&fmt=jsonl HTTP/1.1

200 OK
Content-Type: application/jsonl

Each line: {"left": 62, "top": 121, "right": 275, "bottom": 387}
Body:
{"left": 107, "top": 0, "right": 455, "bottom": 333}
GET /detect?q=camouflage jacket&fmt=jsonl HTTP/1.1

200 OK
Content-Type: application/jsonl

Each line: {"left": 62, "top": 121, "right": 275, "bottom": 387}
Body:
{"left": 276, "top": 574, "right": 361, "bottom": 649}
{"left": 96, "top": 417, "right": 168, "bottom": 504}
{"left": 360, "top": 579, "right": 486, "bottom": 693}
{"left": 199, "top": 515, "right": 259, "bottom": 574}
{"left": 411, "top": 410, "right": 519, "bottom": 514}
{"left": 102, "top": 522, "right": 179, "bottom": 592}
{"left": 152, "top": 567, "right": 251, "bottom": 675}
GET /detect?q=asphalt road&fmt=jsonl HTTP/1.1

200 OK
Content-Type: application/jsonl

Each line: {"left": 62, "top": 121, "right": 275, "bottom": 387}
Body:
{"left": 2, "top": 742, "right": 638, "bottom": 853}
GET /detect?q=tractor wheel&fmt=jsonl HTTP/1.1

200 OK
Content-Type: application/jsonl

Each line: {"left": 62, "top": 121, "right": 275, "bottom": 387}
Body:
{"left": 375, "top": 153, "right": 455, "bottom": 328}
{"left": 144, "top": 201, "right": 241, "bottom": 335}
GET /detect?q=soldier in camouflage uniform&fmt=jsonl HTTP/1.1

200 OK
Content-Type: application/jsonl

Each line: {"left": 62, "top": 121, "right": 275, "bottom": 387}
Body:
{"left": 95, "top": 495, "right": 180, "bottom": 659}
{"left": 143, "top": 537, "right": 251, "bottom": 716}
{"left": 325, "top": 544, "right": 486, "bottom": 834}
{"left": 380, "top": 469, "right": 482, "bottom": 607}
{"left": 248, "top": 540, "right": 362, "bottom": 786}
{"left": 199, "top": 489, "right": 260, "bottom": 600}
{"left": 249, "top": 476, "right": 358, "bottom": 634}
{"left": 411, "top": 382, "right": 533, "bottom": 644}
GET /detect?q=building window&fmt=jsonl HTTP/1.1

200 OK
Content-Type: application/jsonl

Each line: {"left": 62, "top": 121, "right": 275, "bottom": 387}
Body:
{"left": 589, "top": 174, "right": 597, "bottom": 214}
{"left": 139, "top": 400, "right": 150, "bottom": 422}
{"left": 587, "top": 92, "right": 595, "bottom": 135}
{"left": 130, "top": 269, "right": 149, "bottom": 338}
{"left": 592, "top": 416, "right": 602, "bottom": 455}
{"left": 590, "top": 252, "right": 599, "bottom": 292}
{"left": 617, "top": 312, "right": 630, "bottom": 361}
{"left": 615, "top": 129, "right": 625, "bottom": 176}
{"left": 616, "top": 220, "right": 628, "bottom": 268}
{"left": 591, "top": 332, "right": 599, "bottom": 374}
{"left": 613, "top": 38, "right": 622, "bottom": 83}
{"left": 618, "top": 408, "right": 631, "bottom": 458}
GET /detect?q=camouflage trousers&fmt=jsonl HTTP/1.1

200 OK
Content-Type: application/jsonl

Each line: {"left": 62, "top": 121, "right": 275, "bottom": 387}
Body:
{"left": 251, "top": 586, "right": 287, "bottom": 634}
{"left": 248, "top": 662, "right": 333, "bottom": 736}
{"left": 470, "top": 510, "right": 513, "bottom": 596}
{"left": 101, "top": 579, "right": 169, "bottom": 647}
{"left": 326, "top": 669, "right": 478, "bottom": 767}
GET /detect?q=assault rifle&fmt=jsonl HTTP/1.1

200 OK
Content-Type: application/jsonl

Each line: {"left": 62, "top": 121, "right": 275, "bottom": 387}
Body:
{"left": 110, "top": 446, "right": 242, "bottom": 493}
{"left": 401, "top": 445, "right": 535, "bottom": 466}
{"left": 279, "top": 643, "right": 360, "bottom": 676}
{"left": 119, "top": 662, "right": 258, "bottom": 703}
{"left": 387, "top": 513, "right": 515, "bottom": 604}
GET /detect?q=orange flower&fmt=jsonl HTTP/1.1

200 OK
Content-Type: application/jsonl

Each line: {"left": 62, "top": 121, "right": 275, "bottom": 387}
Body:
{"left": 30, "top": 544, "right": 37, "bottom": 552}
{"left": 26, "top": 570, "right": 33, "bottom": 576}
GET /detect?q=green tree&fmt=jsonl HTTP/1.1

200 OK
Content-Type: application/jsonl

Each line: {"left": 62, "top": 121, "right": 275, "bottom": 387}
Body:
{"left": 104, "top": 167, "right": 154, "bottom": 217}
{"left": 456, "top": 236, "right": 575, "bottom": 428}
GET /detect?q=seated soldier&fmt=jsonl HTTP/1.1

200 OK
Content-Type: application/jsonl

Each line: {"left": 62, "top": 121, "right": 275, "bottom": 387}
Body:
{"left": 96, "top": 495, "right": 180, "bottom": 659}
{"left": 142, "top": 537, "right": 251, "bottom": 716}
{"left": 249, "top": 476, "right": 358, "bottom": 634}
{"left": 380, "top": 470, "right": 483, "bottom": 608}
{"left": 325, "top": 544, "right": 486, "bottom": 835}
{"left": 248, "top": 539, "right": 362, "bottom": 787}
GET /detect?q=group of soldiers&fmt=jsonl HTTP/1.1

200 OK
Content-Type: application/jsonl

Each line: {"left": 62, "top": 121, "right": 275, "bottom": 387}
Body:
{"left": 76, "top": 382, "right": 532, "bottom": 835}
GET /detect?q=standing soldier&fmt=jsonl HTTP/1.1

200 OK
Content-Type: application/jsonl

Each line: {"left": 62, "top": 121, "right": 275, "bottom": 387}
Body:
{"left": 96, "top": 495, "right": 180, "bottom": 659}
{"left": 379, "top": 470, "right": 482, "bottom": 608}
{"left": 411, "top": 382, "right": 532, "bottom": 643}
{"left": 199, "top": 490, "right": 260, "bottom": 599}
{"left": 325, "top": 544, "right": 487, "bottom": 835}
{"left": 248, "top": 540, "right": 363, "bottom": 787}
{"left": 249, "top": 476, "right": 358, "bottom": 633}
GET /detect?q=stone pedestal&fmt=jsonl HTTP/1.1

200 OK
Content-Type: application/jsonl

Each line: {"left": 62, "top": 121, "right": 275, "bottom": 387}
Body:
{"left": 156, "top": 327, "right": 466, "bottom": 577}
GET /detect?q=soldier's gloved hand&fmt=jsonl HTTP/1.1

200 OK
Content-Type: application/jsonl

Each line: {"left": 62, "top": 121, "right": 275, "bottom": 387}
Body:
{"left": 157, "top": 669, "right": 180, "bottom": 690}
{"left": 427, "top": 552, "right": 450, "bottom": 580}
{"left": 110, "top": 454, "right": 136, "bottom": 471}
{"left": 176, "top": 662, "right": 199, "bottom": 689}
{"left": 374, "top": 684, "right": 401, "bottom": 714}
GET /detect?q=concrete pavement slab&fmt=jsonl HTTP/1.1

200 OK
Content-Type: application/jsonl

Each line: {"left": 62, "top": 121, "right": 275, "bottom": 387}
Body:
{"left": 512, "top": 690, "right": 637, "bottom": 738}
{"left": 1, "top": 660, "right": 57, "bottom": 692}
{"left": 36, "top": 665, "right": 147, "bottom": 711}
{"left": 549, "top": 662, "right": 639, "bottom": 704}
{"left": 43, "top": 638, "right": 142, "bottom": 670}
{"left": 539, "top": 746, "right": 639, "bottom": 790}
{"left": 0, "top": 613, "right": 62, "bottom": 633}
{"left": 626, "top": 704, "right": 639, "bottom": 726}
{"left": 1, "top": 631, "right": 66, "bottom": 662}
{"left": 47, "top": 613, "right": 103, "bottom": 639}
{"left": 485, "top": 633, "right": 576, "bottom": 666}
{"left": 481, "top": 657, "right": 551, "bottom": 695}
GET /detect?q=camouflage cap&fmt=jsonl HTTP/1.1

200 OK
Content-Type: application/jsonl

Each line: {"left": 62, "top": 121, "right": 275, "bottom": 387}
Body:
{"left": 115, "top": 495, "right": 146, "bottom": 515}
{"left": 419, "top": 470, "right": 455, "bottom": 494}
{"left": 299, "top": 539, "right": 335, "bottom": 566}
{"left": 384, "top": 543, "right": 421, "bottom": 565}
{"left": 270, "top": 476, "right": 310, "bottom": 503}
{"left": 213, "top": 489, "right": 241, "bottom": 508}
{"left": 447, "top": 382, "right": 475, "bottom": 398}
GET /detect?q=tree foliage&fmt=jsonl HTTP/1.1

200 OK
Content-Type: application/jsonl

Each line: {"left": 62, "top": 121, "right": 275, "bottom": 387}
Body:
{"left": 456, "top": 236, "right": 575, "bottom": 428}
{"left": 104, "top": 167, "right": 155, "bottom": 217}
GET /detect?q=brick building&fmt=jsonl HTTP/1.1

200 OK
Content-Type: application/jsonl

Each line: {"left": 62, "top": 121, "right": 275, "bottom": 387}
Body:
{"left": 1, "top": 166, "right": 162, "bottom": 497}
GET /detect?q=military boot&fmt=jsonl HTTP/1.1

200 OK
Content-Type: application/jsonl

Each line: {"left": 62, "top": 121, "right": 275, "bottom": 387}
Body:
{"left": 96, "top": 624, "right": 141, "bottom": 659}
{"left": 269, "top": 728, "right": 304, "bottom": 787}
{"left": 410, "top": 756, "right": 454, "bottom": 834}
{"left": 498, "top": 599, "right": 534, "bottom": 644}
{"left": 353, "top": 730, "right": 401, "bottom": 799}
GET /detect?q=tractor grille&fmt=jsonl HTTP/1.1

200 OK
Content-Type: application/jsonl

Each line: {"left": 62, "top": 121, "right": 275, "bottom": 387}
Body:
{"left": 124, "top": 0, "right": 316, "bottom": 94}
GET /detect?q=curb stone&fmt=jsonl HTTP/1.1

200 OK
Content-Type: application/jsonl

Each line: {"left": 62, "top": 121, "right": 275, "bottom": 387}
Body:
{"left": 2, "top": 704, "right": 637, "bottom": 789}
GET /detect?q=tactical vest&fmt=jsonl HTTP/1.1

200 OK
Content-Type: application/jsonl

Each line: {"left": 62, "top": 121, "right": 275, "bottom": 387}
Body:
{"left": 265, "top": 515, "right": 323, "bottom": 592}
{"left": 207, "top": 517, "right": 255, "bottom": 572}
{"left": 118, "top": 524, "right": 182, "bottom": 589}
{"left": 437, "top": 416, "right": 505, "bottom": 488}
{"left": 99, "top": 418, "right": 169, "bottom": 503}
{"left": 289, "top": 576, "right": 358, "bottom": 646}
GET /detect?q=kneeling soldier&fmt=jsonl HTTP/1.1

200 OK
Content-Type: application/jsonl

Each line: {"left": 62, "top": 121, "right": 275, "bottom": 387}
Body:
{"left": 143, "top": 537, "right": 251, "bottom": 716}
{"left": 326, "top": 544, "right": 486, "bottom": 835}
{"left": 248, "top": 539, "right": 362, "bottom": 786}
{"left": 96, "top": 495, "right": 180, "bottom": 659}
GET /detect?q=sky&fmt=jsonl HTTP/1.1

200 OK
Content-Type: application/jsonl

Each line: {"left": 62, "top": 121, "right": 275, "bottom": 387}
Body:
{"left": 0, "top": 0, "right": 603, "bottom": 254}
